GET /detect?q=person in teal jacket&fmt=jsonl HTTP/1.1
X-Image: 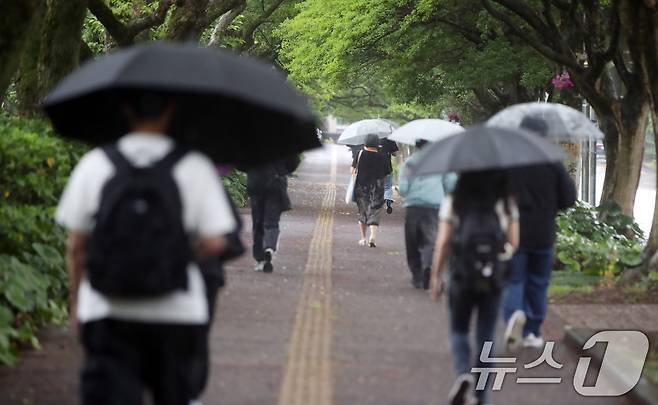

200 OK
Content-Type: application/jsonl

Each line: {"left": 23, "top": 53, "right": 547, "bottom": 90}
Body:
{"left": 398, "top": 140, "right": 457, "bottom": 289}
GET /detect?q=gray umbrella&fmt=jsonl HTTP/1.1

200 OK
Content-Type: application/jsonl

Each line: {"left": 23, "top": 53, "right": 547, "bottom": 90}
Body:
{"left": 487, "top": 102, "right": 604, "bottom": 141}
{"left": 406, "top": 125, "right": 567, "bottom": 176}
{"left": 42, "top": 41, "right": 319, "bottom": 168}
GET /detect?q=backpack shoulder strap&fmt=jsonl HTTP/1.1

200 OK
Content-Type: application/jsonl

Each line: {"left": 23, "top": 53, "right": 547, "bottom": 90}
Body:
{"left": 156, "top": 147, "right": 188, "bottom": 171}
{"left": 102, "top": 143, "right": 133, "bottom": 172}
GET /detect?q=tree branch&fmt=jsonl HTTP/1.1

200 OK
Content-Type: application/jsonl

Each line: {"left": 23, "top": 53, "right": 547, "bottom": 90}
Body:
{"left": 207, "top": 2, "right": 246, "bottom": 46}
{"left": 88, "top": 0, "right": 173, "bottom": 46}
{"left": 482, "top": 0, "right": 581, "bottom": 70}
{"left": 238, "top": 0, "right": 286, "bottom": 52}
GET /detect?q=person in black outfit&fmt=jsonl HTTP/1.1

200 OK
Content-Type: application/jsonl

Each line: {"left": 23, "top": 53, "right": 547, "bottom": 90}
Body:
{"left": 247, "top": 156, "right": 300, "bottom": 273}
{"left": 502, "top": 116, "right": 577, "bottom": 351}
{"left": 379, "top": 138, "right": 399, "bottom": 213}
{"left": 352, "top": 134, "right": 391, "bottom": 247}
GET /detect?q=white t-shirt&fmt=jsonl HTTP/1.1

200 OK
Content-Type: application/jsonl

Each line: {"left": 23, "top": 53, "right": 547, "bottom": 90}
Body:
{"left": 55, "top": 132, "right": 237, "bottom": 324}
{"left": 439, "top": 196, "right": 519, "bottom": 231}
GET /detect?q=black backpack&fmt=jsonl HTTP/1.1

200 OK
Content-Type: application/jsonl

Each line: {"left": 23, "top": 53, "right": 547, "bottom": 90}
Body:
{"left": 450, "top": 205, "right": 508, "bottom": 294}
{"left": 86, "top": 144, "right": 191, "bottom": 298}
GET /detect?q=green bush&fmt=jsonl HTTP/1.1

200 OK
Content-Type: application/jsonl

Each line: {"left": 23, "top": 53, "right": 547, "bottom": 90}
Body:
{"left": 555, "top": 201, "right": 645, "bottom": 275}
{"left": 223, "top": 169, "right": 248, "bottom": 207}
{"left": 0, "top": 115, "right": 87, "bottom": 205}
{"left": 0, "top": 115, "right": 81, "bottom": 365}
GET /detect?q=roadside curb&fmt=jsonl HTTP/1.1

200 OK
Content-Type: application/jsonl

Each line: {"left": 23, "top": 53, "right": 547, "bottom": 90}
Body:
{"left": 562, "top": 326, "right": 658, "bottom": 405}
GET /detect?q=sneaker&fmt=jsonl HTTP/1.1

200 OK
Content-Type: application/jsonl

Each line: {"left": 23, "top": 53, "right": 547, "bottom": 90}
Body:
{"left": 263, "top": 248, "right": 274, "bottom": 273}
{"left": 523, "top": 333, "right": 545, "bottom": 349}
{"left": 504, "top": 310, "right": 527, "bottom": 352}
{"left": 358, "top": 239, "right": 367, "bottom": 246}
{"left": 411, "top": 277, "right": 423, "bottom": 289}
{"left": 253, "top": 261, "right": 265, "bottom": 272}
{"left": 448, "top": 374, "right": 476, "bottom": 405}
{"left": 368, "top": 239, "right": 376, "bottom": 248}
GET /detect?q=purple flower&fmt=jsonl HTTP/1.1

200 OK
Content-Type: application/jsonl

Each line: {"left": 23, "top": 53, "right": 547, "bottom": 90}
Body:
{"left": 552, "top": 72, "right": 574, "bottom": 90}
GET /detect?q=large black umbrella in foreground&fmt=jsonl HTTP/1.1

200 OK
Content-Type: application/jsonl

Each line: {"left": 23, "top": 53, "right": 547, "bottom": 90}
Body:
{"left": 405, "top": 125, "right": 566, "bottom": 176}
{"left": 42, "top": 42, "right": 320, "bottom": 168}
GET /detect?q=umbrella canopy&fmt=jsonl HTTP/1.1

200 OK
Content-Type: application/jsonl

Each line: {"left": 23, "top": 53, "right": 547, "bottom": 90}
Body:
{"left": 388, "top": 119, "right": 464, "bottom": 145}
{"left": 406, "top": 125, "right": 567, "bottom": 176}
{"left": 42, "top": 41, "right": 320, "bottom": 168}
{"left": 337, "top": 119, "right": 396, "bottom": 145}
{"left": 487, "top": 102, "right": 604, "bottom": 141}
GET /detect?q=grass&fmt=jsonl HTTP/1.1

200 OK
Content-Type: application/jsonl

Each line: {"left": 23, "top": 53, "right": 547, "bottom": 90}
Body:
{"left": 548, "top": 271, "right": 601, "bottom": 298}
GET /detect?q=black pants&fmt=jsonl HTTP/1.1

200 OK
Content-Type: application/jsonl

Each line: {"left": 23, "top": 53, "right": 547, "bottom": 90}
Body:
{"left": 404, "top": 206, "right": 439, "bottom": 280}
{"left": 250, "top": 192, "right": 283, "bottom": 261}
{"left": 80, "top": 319, "right": 206, "bottom": 405}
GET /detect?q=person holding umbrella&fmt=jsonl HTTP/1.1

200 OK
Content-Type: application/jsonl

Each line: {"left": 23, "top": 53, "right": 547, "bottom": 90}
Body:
{"left": 352, "top": 134, "right": 392, "bottom": 247}
{"left": 501, "top": 117, "right": 577, "bottom": 351}
{"left": 407, "top": 125, "right": 566, "bottom": 404}
{"left": 43, "top": 42, "right": 320, "bottom": 405}
{"left": 55, "top": 91, "right": 236, "bottom": 405}
{"left": 398, "top": 139, "right": 456, "bottom": 289}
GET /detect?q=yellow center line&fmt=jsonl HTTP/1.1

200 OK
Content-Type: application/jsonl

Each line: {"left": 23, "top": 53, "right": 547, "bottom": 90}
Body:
{"left": 278, "top": 148, "right": 337, "bottom": 405}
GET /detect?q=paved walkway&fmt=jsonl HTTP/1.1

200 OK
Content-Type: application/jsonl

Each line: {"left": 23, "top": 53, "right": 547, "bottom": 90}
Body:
{"left": 0, "top": 145, "right": 637, "bottom": 404}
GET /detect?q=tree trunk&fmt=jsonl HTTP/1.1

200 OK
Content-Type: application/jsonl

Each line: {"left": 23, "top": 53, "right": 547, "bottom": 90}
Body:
{"left": 166, "top": 0, "right": 210, "bottom": 41}
{"left": 16, "top": 1, "right": 46, "bottom": 116}
{"left": 38, "top": 0, "right": 87, "bottom": 99}
{"left": 646, "top": 110, "right": 658, "bottom": 260}
{"left": 603, "top": 99, "right": 650, "bottom": 216}
{"left": 0, "top": 0, "right": 42, "bottom": 106}
{"left": 573, "top": 72, "right": 649, "bottom": 215}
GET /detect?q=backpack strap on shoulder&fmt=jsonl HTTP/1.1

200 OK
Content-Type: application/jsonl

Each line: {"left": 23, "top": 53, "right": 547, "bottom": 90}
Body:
{"left": 102, "top": 143, "right": 133, "bottom": 172}
{"left": 156, "top": 147, "right": 188, "bottom": 171}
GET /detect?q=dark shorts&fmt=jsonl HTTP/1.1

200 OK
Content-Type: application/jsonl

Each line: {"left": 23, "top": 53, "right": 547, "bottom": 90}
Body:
{"left": 80, "top": 319, "right": 206, "bottom": 405}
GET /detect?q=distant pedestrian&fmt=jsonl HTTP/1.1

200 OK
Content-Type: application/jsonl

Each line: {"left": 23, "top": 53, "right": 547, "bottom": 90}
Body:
{"left": 56, "top": 92, "right": 237, "bottom": 405}
{"left": 429, "top": 170, "right": 519, "bottom": 405}
{"left": 502, "top": 116, "right": 577, "bottom": 351}
{"left": 379, "top": 138, "right": 399, "bottom": 213}
{"left": 352, "top": 134, "right": 391, "bottom": 247}
{"left": 247, "top": 156, "right": 300, "bottom": 273}
{"left": 399, "top": 140, "right": 456, "bottom": 289}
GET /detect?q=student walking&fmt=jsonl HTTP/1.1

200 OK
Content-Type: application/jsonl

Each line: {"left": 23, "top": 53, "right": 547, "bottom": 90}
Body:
{"left": 352, "top": 134, "right": 392, "bottom": 247}
{"left": 398, "top": 140, "right": 456, "bottom": 289}
{"left": 247, "top": 156, "right": 300, "bottom": 273}
{"left": 502, "top": 117, "right": 577, "bottom": 350}
{"left": 56, "top": 92, "right": 237, "bottom": 405}
{"left": 429, "top": 170, "right": 519, "bottom": 405}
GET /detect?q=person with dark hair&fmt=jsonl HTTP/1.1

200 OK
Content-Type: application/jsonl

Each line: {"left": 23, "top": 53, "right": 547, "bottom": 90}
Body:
{"left": 56, "top": 92, "right": 236, "bottom": 405}
{"left": 379, "top": 138, "right": 399, "bottom": 214}
{"left": 398, "top": 139, "right": 456, "bottom": 289}
{"left": 247, "top": 156, "right": 300, "bottom": 273}
{"left": 429, "top": 170, "right": 519, "bottom": 405}
{"left": 502, "top": 116, "right": 577, "bottom": 351}
{"left": 352, "top": 133, "right": 391, "bottom": 247}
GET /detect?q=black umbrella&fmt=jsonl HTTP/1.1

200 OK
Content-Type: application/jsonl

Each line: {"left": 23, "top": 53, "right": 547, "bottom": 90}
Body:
{"left": 42, "top": 41, "right": 320, "bottom": 168}
{"left": 406, "top": 125, "right": 566, "bottom": 176}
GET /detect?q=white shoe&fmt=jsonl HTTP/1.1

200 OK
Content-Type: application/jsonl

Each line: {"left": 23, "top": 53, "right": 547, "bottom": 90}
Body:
{"left": 254, "top": 261, "right": 265, "bottom": 272}
{"left": 523, "top": 333, "right": 545, "bottom": 349}
{"left": 448, "top": 374, "right": 476, "bottom": 405}
{"left": 358, "top": 239, "right": 367, "bottom": 246}
{"left": 504, "top": 310, "right": 526, "bottom": 352}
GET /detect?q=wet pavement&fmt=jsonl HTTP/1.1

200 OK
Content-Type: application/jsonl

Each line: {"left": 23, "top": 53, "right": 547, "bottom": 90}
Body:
{"left": 0, "top": 144, "right": 638, "bottom": 404}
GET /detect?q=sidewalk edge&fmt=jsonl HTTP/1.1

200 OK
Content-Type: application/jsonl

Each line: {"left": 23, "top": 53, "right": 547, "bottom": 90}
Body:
{"left": 562, "top": 325, "right": 658, "bottom": 405}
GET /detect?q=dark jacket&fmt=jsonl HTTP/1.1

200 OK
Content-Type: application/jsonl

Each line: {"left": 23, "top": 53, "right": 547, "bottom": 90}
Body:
{"left": 510, "top": 163, "right": 577, "bottom": 249}
{"left": 246, "top": 156, "right": 300, "bottom": 210}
